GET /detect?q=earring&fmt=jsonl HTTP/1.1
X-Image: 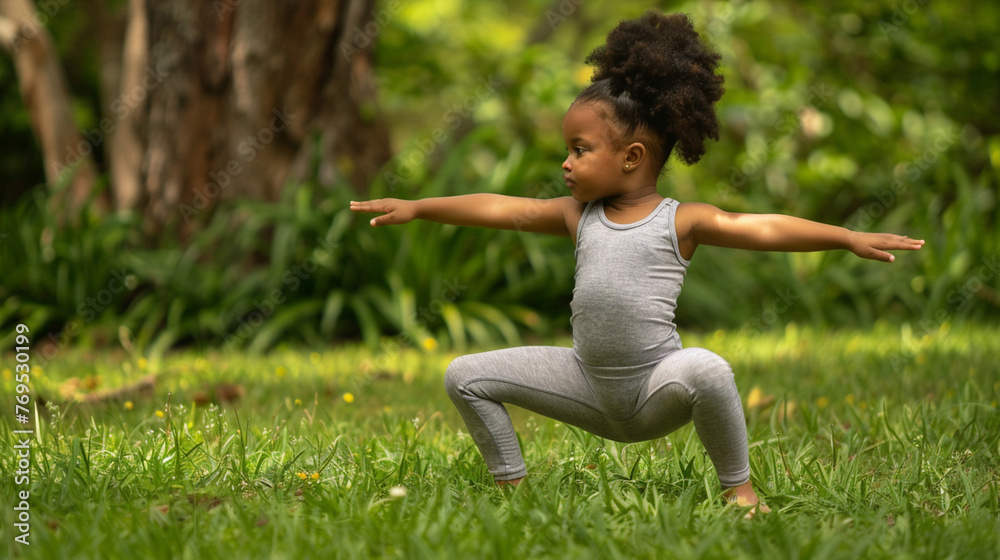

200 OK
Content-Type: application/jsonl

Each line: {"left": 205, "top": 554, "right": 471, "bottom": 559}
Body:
{"left": 625, "top": 164, "right": 631, "bottom": 168}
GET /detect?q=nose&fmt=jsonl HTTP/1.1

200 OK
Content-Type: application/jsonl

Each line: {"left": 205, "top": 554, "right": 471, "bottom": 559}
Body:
{"left": 561, "top": 155, "right": 572, "bottom": 172}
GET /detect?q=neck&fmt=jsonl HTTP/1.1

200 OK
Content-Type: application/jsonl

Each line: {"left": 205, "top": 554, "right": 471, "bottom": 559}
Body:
{"left": 603, "top": 185, "right": 662, "bottom": 211}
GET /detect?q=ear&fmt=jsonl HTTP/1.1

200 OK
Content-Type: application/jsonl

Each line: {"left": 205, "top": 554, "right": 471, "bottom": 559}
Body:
{"left": 622, "top": 142, "right": 647, "bottom": 172}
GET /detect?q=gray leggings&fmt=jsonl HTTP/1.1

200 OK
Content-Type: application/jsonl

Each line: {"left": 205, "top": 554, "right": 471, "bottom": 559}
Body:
{"left": 444, "top": 346, "right": 750, "bottom": 487}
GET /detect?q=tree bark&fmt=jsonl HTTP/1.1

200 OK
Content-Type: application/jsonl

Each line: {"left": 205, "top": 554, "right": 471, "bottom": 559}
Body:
{"left": 93, "top": 0, "right": 143, "bottom": 213}
{"left": 134, "top": 0, "right": 392, "bottom": 236}
{"left": 2, "top": 0, "right": 391, "bottom": 234}
{"left": 0, "top": 0, "right": 108, "bottom": 220}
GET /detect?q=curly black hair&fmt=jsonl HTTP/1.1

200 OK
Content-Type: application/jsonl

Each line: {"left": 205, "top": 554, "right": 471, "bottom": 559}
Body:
{"left": 576, "top": 11, "right": 725, "bottom": 170}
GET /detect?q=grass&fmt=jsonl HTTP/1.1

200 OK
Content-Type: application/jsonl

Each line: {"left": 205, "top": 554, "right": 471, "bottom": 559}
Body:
{"left": 2, "top": 322, "right": 999, "bottom": 559}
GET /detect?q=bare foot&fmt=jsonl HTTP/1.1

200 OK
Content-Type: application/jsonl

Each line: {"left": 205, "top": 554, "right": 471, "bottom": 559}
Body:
{"left": 723, "top": 481, "right": 771, "bottom": 519}
{"left": 496, "top": 476, "right": 524, "bottom": 488}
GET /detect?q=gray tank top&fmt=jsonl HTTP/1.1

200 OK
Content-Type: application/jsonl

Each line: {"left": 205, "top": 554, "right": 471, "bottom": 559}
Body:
{"left": 570, "top": 197, "right": 690, "bottom": 367}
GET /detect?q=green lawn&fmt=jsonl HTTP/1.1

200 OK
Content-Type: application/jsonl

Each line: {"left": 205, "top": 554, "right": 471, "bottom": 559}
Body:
{"left": 3, "top": 323, "right": 999, "bottom": 559}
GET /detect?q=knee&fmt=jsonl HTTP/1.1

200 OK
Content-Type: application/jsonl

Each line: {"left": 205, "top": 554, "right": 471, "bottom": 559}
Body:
{"left": 444, "top": 355, "right": 474, "bottom": 400}
{"left": 685, "top": 348, "right": 736, "bottom": 396}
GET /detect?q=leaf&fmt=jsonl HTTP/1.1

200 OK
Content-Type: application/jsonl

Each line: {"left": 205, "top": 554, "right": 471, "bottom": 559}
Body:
{"left": 349, "top": 298, "right": 381, "bottom": 349}
{"left": 440, "top": 303, "right": 467, "bottom": 351}
{"left": 461, "top": 301, "right": 521, "bottom": 346}
{"left": 320, "top": 290, "right": 346, "bottom": 337}
{"left": 249, "top": 300, "right": 323, "bottom": 353}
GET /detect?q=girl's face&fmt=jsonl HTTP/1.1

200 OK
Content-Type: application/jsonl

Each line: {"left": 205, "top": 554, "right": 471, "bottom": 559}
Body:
{"left": 561, "top": 102, "right": 629, "bottom": 202}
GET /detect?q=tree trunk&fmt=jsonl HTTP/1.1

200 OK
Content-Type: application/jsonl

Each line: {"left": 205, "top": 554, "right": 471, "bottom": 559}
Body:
{"left": 0, "top": 0, "right": 108, "bottom": 220}
{"left": 2, "top": 0, "right": 391, "bottom": 234}
{"left": 93, "top": 0, "right": 142, "bottom": 213}
{"left": 129, "top": 0, "right": 392, "bottom": 236}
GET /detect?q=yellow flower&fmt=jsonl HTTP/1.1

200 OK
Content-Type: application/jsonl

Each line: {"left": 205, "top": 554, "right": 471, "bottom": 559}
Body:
{"left": 138, "top": 358, "right": 148, "bottom": 370}
{"left": 294, "top": 398, "right": 302, "bottom": 406}
{"left": 815, "top": 396, "right": 830, "bottom": 410}
{"left": 124, "top": 401, "right": 134, "bottom": 410}
{"left": 747, "top": 386, "right": 775, "bottom": 410}
{"left": 421, "top": 337, "right": 438, "bottom": 351}
{"left": 845, "top": 394, "right": 856, "bottom": 405}
{"left": 2, "top": 368, "right": 11, "bottom": 381}
{"left": 297, "top": 472, "right": 307, "bottom": 480}
{"left": 311, "top": 473, "right": 320, "bottom": 480}
{"left": 276, "top": 366, "right": 287, "bottom": 378}
{"left": 155, "top": 410, "right": 164, "bottom": 418}
{"left": 343, "top": 393, "right": 355, "bottom": 404}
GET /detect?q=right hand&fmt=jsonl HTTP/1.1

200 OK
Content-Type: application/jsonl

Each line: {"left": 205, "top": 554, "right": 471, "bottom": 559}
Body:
{"left": 846, "top": 231, "right": 924, "bottom": 263}
{"left": 349, "top": 198, "right": 417, "bottom": 227}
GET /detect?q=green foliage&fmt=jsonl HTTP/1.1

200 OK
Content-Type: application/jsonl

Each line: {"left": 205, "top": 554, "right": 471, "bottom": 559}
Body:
{"left": 1, "top": 135, "right": 996, "bottom": 355}
{"left": 2, "top": 325, "right": 999, "bottom": 558}
{"left": 0, "top": 183, "right": 140, "bottom": 348}
{"left": 2, "top": 0, "right": 999, "bottom": 350}
{"left": 375, "top": 0, "right": 1000, "bottom": 332}
{"left": 0, "top": 135, "right": 573, "bottom": 354}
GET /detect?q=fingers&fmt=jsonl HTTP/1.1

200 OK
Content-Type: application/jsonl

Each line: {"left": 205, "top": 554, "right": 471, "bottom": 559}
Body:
{"left": 349, "top": 199, "right": 386, "bottom": 213}
{"left": 871, "top": 235, "right": 924, "bottom": 263}
{"left": 350, "top": 199, "right": 392, "bottom": 227}
{"left": 851, "top": 246, "right": 885, "bottom": 262}
{"left": 369, "top": 214, "right": 395, "bottom": 227}
{"left": 852, "top": 232, "right": 925, "bottom": 263}
{"left": 879, "top": 235, "right": 925, "bottom": 262}
{"left": 884, "top": 235, "right": 925, "bottom": 251}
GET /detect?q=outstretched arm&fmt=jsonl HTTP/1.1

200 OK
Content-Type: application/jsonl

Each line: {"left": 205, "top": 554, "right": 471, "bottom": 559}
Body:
{"left": 677, "top": 202, "right": 924, "bottom": 262}
{"left": 350, "top": 194, "right": 580, "bottom": 236}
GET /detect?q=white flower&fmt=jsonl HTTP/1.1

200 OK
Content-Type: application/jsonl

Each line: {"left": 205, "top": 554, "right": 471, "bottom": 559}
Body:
{"left": 388, "top": 485, "right": 407, "bottom": 499}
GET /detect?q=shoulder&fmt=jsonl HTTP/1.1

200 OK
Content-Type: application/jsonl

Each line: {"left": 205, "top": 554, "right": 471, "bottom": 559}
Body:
{"left": 675, "top": 202, "right": 723, "bottom": 237}
{"left": 674, "top": 202, "right": 726, "bottom": 260}
{"left": 556, "top": 197, "right": 587, "bottom": 244}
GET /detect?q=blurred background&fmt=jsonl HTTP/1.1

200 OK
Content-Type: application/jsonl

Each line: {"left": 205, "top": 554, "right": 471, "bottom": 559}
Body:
{"left": 0, "top": 0, "right": 997, "bottom": 358}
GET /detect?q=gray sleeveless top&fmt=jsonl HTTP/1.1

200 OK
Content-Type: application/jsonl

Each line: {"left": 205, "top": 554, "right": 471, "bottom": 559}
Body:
{"left": 570, "top": 197, "right": 690, "bottom": 367}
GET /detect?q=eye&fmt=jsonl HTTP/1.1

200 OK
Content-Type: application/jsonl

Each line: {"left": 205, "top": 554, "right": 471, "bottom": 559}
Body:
{"left": 574, "top": 147, "right": 586, "bottom": 155}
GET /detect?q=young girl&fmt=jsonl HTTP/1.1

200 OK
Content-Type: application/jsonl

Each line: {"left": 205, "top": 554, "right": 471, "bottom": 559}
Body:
{"left": 350, "top": 11, "right": 922, "bottom": 513}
